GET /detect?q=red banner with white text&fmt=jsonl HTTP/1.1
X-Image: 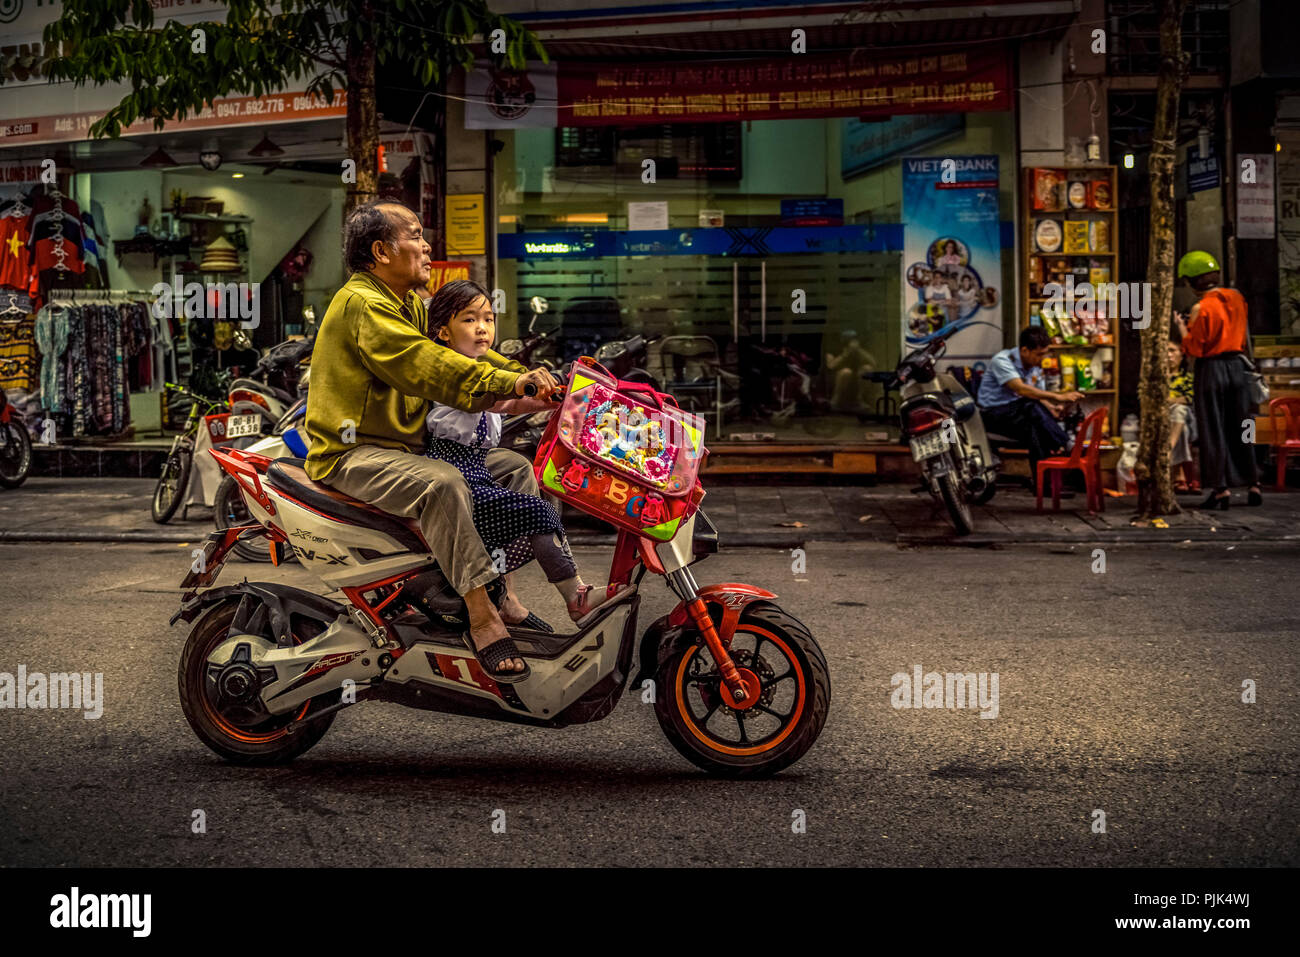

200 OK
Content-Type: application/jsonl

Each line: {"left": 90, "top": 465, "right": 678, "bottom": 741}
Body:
{"left": 556, "top": 47, "right": 1012, "bottom": 126}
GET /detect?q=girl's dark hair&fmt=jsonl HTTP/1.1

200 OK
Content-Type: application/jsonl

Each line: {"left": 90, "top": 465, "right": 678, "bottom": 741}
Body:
{"left": 426, "top": 279, "right": 492, "bottom": 345}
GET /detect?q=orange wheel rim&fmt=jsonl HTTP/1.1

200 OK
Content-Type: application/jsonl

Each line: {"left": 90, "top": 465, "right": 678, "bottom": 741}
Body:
{"left": 198, "top": 625, "right": 312, "bottom": 743}
{"left": 674, "top": 625, "right": 805, "bottom": 757}
{"left": 201, "top": 695, "right": 311, "bottom": 744}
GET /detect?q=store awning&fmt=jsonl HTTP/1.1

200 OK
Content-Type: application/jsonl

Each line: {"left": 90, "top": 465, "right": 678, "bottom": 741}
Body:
{"left": 499, "top": 0, "right": 1079, "bottom": 58}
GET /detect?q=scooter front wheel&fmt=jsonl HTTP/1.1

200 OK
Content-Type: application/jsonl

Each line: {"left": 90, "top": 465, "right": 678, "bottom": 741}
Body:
{"left": 0, "top": 420, "right": 32, "bottom": 488}
{"left": 653, "top": 604, "right": 830, "bottom": 778}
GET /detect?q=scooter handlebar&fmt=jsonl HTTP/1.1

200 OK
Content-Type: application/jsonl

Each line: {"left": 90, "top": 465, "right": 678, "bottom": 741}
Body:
{"left": 521, "top": 381, "right": 567, "bottom": 403}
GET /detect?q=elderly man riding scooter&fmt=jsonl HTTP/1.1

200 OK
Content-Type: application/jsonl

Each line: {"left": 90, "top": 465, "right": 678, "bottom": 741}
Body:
{"left": 303, "top": 200, "right": 558, "bottom": 679}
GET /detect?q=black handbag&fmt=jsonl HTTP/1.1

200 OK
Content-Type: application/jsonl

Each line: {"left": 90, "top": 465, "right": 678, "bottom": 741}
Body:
{"left": 1240, "top": 321, "right": 1270, "bottom": 406}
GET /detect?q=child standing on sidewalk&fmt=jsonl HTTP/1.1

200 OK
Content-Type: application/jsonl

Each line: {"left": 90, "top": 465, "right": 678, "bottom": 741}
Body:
{"left": 1167, "top": 337, "right": 1199, "bottom": 493}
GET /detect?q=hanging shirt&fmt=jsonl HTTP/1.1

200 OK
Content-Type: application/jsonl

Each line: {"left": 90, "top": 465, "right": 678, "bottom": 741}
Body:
{"left": 1183, "top": 288, "right": 1248, "bottom": 358}
{"left": 28, "top": 192, "right": 86, "bottom": 277}
{"left": 81, "top": 210, "right": 102, "bottom": 272}
{"left": 0, "top": 214, "right": 33, "bottom": 290}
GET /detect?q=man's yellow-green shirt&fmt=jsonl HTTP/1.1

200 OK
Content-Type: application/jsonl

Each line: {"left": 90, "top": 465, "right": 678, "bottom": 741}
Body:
{"left": 304, "top": 272, "right": 527, "bottom": 481}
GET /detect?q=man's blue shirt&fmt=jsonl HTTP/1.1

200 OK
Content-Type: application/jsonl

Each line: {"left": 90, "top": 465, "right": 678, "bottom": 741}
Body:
{"left": 977, "top": 347, "right": 1043, "bottom": 408}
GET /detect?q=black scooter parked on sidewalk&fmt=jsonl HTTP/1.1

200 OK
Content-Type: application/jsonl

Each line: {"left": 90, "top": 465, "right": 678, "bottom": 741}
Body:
{"left": 867, "top": 337, "right": 999, "bottom": 535}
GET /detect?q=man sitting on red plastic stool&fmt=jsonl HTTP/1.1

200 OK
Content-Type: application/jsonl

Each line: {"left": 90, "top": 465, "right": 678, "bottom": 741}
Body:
{"left": 976, "top": 325, "right": 1084, "bottom": 475}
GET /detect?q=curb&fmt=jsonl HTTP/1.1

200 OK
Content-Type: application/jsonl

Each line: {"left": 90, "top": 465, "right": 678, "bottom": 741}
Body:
{"left": 3, "top": 529, "right": 1296, "bottom": 548}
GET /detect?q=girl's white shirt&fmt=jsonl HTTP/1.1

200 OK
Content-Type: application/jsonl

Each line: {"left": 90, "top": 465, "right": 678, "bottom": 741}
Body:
{"left": 425, "top": 402, "right": 502, "bottom": 448}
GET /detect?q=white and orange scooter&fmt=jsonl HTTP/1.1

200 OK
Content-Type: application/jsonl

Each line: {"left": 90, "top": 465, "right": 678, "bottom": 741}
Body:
{"left": 172, "top": 375, "right": 829, "bottom": 778}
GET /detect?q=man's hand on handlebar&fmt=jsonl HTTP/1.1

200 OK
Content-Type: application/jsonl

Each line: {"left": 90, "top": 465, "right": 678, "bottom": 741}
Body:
{"left": 491, "top": 367, "right": 563, "bottom": 413}
{"left": 515, "top": 367, "right": 560, "bottom": 399}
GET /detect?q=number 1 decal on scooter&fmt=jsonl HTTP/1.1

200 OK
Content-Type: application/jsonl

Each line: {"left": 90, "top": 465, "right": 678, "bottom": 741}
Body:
{"left": 441, "top": 653, "right": 489, "bottom": 690}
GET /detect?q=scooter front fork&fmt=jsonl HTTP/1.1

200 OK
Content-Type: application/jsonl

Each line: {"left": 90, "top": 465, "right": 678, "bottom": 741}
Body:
{"left": 666, "top": 566, "right": 750, "bottom": 704}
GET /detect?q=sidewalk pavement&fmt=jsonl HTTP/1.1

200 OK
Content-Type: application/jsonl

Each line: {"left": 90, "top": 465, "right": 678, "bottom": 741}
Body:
{"left": 2, "top": 476, "right": 1297, "bottom": 547}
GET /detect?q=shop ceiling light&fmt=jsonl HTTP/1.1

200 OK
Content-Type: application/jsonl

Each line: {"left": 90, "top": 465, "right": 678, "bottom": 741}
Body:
{"left": 562, "top": 213, "right": 609, "bottom": 224}
{"left": 248, "top": 134, "right": 284, "bottom": 157}
{"left": 140, "top": 147, "right": 178, "bottom": 168}
{"left": 1123, "top": 153, "right": 1135, "bottom": 169}
{"left": 231, "top": 173, "right": 245, "bottom": 178}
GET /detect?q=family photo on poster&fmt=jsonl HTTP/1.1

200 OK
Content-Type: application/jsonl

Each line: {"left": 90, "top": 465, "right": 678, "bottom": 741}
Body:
{"left": 901, "top": 154, "right": 1004, "bottom": 362}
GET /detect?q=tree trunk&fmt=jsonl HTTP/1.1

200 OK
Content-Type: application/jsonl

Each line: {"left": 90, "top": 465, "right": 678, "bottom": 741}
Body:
{"left": 1135, "top": 0, "right": 1189, "bottom": 518}
{"left": 345, "top": 5, "right": 379, "bottom": 211}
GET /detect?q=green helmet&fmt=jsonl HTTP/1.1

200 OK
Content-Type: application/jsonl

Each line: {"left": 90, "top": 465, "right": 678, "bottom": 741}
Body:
{"left": 1177, "top": 250, "right": 1220, "bottom": 279}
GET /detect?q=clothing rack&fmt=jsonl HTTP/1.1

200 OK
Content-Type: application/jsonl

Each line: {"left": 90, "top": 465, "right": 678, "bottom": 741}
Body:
{"left": 48, "top": 288, "right": 157, "bottom": 303}
{"left": 43, "top": 287, "right": 177, "bottom": 401}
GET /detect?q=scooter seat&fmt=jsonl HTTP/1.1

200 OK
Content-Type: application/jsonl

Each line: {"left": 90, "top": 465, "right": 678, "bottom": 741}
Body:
{"left": 265, "top": 457, "right": 428, "bottom": 552}
{"left": 229, "top": 378, "right": 296, "bottom": 406}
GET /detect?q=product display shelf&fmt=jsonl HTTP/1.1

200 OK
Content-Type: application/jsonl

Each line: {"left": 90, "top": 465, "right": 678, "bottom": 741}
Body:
{"left": 1022, "top": 165, "right": 1120, "bottom": 435}
{"left": 164, "top": 212, "right": 254, "bottom": 385}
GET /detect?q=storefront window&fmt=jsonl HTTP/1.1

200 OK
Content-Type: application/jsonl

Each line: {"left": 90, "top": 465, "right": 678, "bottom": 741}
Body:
{"left": 494, "top": 113, "right": 1016, "bottom": 442}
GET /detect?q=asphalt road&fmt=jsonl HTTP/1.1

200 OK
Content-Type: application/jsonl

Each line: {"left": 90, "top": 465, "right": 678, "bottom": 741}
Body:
{"left": 0, "top": 539, "right": 1296, "bottom": 867}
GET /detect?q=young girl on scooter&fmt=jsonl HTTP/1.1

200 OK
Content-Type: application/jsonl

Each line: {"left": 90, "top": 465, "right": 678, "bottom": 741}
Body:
{"left": 423, "top": 280, "right": 627, "bottom": 678}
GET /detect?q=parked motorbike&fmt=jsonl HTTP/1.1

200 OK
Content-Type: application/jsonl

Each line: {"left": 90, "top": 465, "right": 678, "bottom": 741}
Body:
{"left": 227, "top": 335, "right": 314, "bottom": 433}
{"left": 498, "top": 296, "right": 560, "bottom": 371}
{"left": 153, "top": 384, "right": 265, "bottom": 523}
{"left": 0, "top": 389, "right": 33, "bottom": 489}
{"left": 741, "top": 342, "right": 835, "bottom": 435}
{"left": 868, "top": 336, "right": 998, "bottom": 535}
{"left": 594, "top": 333, "right": 659, "bottom": 390}
{"left": 173, "top": 374, "right": 830, "bottom": 777}
{"left": 213, "top": 397, "right": 309, "bottom": 562}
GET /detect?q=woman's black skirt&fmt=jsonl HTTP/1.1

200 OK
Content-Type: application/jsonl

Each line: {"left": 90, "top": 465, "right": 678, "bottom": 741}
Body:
{"left": 1193, "top": 352, "right": 1259, "bottom": 489}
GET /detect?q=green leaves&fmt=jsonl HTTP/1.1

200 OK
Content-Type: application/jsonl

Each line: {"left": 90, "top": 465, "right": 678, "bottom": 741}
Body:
{"left": 15, "top": 0, "right": 547, "bottom": 157}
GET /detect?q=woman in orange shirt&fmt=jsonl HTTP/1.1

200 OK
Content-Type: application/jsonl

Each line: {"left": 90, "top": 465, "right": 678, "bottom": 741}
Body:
{"left": 1173, "top": 251, "right": 1262, "bottom": 509}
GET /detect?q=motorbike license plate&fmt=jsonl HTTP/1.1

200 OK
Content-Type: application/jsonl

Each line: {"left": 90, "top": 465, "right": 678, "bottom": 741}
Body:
{"left": 910, "top": 429, "right": 949, "bottom": 462}
{"left": 225, "top": 414, "right": 262, "bottom": 438}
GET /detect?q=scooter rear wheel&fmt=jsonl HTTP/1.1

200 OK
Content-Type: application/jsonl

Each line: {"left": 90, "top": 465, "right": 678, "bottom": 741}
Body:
{"left": 178, "top": 598, "right": 336, "bottom": 764}
{"left": 653, "top": 604, "right": 830, "bottom": 778}
{"left": 938, "top": 469, "right": 975, "bottom": 535}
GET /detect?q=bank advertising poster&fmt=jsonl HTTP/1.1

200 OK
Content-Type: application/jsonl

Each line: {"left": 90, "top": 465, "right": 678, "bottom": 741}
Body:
{"left": 900, "top": 154, "right": 1004, "bottom": 363}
